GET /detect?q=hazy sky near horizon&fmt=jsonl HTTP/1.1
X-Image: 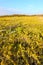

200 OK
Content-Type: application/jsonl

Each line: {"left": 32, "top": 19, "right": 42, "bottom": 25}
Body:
{"left": 0, "top": 0, "right": 43, "bottom": 15}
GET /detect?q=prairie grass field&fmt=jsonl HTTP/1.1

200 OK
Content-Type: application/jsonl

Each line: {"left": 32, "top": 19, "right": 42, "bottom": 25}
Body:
{"left": 0, "top": 15, "right": 43, "bottom": 65}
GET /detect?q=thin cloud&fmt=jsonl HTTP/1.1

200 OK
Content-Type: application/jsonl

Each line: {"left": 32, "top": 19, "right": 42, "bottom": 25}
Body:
{"left": 0, "top": 7, "right": 43, "bottom": 16}
{"left": 0, "top": 7, "right": 23, "bottom": 15}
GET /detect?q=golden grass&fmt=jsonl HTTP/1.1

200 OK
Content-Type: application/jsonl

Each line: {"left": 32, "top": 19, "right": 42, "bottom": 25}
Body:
{"left": 0, "top": 15, "right": 43, "bottom": 65}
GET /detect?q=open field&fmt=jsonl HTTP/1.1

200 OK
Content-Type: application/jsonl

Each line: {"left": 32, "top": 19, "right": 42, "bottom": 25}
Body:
{"left": 0, "top": 15, "right": 43, "bottom": 65}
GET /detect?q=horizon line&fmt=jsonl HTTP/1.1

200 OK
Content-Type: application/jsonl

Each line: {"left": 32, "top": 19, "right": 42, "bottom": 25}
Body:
{"left": 0, "top": 14, "right": 43, "bottom": 17}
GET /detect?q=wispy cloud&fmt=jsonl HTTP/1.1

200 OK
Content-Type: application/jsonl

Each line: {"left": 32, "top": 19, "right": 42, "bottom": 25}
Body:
{"left": 0, "top": 6, "right": 43, "bottom": 16}
{"left": 0, "top": 8, "right": 12, "bottom": 15}
{"left": 0, "top": 7, "right": 23, "bottom": 15}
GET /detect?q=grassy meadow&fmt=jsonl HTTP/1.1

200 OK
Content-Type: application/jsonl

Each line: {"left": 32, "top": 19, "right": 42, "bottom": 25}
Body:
{"left": 0, "top": 15, "right": 43, "bottom": 65}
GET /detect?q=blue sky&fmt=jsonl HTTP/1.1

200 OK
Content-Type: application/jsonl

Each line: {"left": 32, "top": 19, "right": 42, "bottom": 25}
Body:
{"left": 0, "top": 0, "right": 43, "bottom": 15}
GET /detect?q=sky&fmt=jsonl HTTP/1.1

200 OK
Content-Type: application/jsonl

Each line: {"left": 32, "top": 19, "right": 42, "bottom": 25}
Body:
{"left": 0, "top": 0, "right": 43, "bottom": 15}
